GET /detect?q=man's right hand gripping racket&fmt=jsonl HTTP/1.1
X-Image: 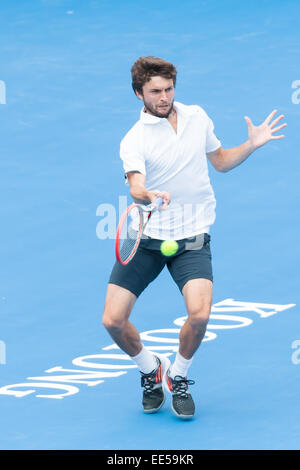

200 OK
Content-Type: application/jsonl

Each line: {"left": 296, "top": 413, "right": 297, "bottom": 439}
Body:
{"left": 115, "top": 197, "right": 163, "bottom": 265}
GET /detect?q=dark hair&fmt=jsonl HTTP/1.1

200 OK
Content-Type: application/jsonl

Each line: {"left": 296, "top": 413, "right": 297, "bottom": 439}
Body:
{"left": 131, "top": 56, "right": 177, "bottom": 96}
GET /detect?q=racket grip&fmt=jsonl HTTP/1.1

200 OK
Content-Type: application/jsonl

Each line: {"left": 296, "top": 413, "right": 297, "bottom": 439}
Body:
{"left": 153, "top": 196, "right": 163, "bottom": 209}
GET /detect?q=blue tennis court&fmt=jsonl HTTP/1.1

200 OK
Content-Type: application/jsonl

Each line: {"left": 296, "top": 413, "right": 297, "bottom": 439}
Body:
{"left": 0, "top": 0, "right": 299, "bottom": 451}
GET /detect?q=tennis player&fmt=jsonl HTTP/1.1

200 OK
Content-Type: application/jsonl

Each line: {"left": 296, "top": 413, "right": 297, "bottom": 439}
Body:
{"left": 102, "top": 56, "right": 286, "bottom": 419}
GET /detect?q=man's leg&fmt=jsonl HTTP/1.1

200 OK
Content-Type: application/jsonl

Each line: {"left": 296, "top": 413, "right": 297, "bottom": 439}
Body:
{"left": 104, "top": 241, "right": 166, "bottom": 358}
{"left": 180, "top": 278, "right": 213, "bottom": 359}
{"left": 164, "top": 278, "right": 212, "bottom": 419}
{"left": 102, "top": 283, "right": 141, "bottom": 357}
{"left": 102, "top": 282, "right": 170, "bottom": 413}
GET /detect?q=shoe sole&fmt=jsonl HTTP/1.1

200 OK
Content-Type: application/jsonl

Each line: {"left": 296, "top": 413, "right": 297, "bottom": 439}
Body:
{"left": 143, "top": 354, "right": 171, "bottom": 414}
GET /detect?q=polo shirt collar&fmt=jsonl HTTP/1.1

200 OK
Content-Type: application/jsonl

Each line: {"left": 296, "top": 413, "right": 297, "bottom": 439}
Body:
{"left": 139, "top": 101, "right": 195, "bottom": 125}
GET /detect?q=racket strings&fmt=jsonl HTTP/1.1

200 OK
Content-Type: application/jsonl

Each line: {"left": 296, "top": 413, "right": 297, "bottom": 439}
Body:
{"left": 119, "top": 234, "right": 138, "bottom": 262}
{"left": 118, "top": 206, "right": 144, "bottom": 263}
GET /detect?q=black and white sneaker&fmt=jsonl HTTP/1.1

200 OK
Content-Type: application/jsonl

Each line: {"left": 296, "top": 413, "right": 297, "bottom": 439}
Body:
{"left": 140, "top": 355, "right": 171, "bottom": 414}
{"left": 164, "top": 368, "right": 195, "bottom": 419}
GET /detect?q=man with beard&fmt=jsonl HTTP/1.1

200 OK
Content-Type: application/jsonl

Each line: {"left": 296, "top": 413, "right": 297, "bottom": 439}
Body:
{"left": 102, "top": 56, "right": 286, "bottom": 419}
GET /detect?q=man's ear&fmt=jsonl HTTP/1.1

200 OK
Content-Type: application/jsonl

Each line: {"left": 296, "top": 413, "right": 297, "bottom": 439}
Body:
{"left": 135, "top": 90, "right": 143, "bottom": 101}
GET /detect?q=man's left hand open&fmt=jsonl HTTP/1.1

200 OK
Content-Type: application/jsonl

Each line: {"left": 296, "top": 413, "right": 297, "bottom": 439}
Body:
{"left": 245, "top": 109, "right": 287, "bottom": 150}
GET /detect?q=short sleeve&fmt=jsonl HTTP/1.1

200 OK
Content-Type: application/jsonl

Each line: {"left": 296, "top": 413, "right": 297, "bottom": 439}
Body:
{"left": 206, "top": 117, "right": 221, "bottom": 153}
{"left": 120, "top": 129, "right": 146, "bottom": 185}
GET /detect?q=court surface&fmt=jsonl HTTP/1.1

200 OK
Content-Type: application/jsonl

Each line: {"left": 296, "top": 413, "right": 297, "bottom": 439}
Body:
{"left": 0, "top": 0, "right": 299, "bottom": 450}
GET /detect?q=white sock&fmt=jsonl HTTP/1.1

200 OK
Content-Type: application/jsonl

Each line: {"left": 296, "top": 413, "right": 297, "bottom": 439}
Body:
{"left": 131, "top": 345, "right": 158, "bottom": 374}
{"left": 169, "top": 351, "right": 193, "bottom": 379}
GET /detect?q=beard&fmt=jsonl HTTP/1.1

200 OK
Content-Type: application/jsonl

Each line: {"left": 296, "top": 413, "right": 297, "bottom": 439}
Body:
{"left": 143, "top": 98, "right": 174, "bottom": 118}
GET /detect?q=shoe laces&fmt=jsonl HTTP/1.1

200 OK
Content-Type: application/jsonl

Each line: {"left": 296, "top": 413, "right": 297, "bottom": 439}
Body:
{"left": 172, "top": 376, "right": 195, "bottom": 398}
{"left": 140, "top": 368, "right": 157, "bottom": 394}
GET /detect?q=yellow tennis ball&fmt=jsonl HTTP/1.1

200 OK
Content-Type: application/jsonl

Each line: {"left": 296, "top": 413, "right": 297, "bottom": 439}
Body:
{"left": 160, "top": 240, "right": 179, "bottom": 257}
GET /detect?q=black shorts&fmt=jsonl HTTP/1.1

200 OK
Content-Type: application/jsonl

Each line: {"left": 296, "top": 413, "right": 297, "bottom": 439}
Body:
{"left": 108, "top": 233, "right": 213, "bottom": 298}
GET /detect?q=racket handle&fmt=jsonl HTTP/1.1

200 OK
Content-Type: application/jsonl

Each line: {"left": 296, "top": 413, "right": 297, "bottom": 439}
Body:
{"left": 152, "top": 196, "right": 163, "bottom": 209}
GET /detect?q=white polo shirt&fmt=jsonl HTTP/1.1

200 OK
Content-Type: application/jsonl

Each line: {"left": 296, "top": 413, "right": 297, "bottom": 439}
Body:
{"left": 120, "top": 101, "right": 221, "bottom": 240}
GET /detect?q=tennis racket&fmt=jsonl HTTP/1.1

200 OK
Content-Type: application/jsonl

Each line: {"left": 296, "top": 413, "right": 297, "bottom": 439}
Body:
{"left": 115, "top": 197, "right": 163, "bottom": 265}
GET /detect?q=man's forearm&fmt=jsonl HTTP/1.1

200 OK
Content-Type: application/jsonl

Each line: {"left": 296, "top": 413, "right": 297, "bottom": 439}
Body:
{"left": 220, "top": 140, "right": 256, "bottom": 172}
{"left": 130, "top": 183, "right": 153, "bottom": 204}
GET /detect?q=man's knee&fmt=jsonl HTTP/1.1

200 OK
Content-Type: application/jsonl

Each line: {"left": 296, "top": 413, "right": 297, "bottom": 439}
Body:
{"left": 102, "top": 309, "right": 127, "bottom": 333}
{"left": 102, "top": 284, "right": 136, "bottom": 332}
{"left": 187, "top": 301, "right": 211, "bottom": 330}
